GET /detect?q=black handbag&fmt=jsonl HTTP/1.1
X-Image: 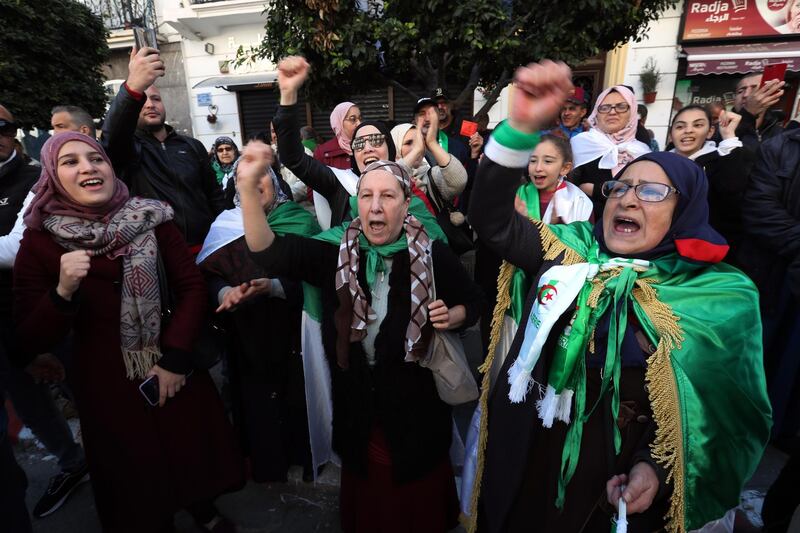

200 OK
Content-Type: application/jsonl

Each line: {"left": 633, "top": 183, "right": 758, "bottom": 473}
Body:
{"left": 426, "top": 171, "right": 474, "bottom": 256}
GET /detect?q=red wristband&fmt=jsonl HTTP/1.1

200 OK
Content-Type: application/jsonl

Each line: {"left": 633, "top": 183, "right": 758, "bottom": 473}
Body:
{"left": 123, "top": 82, "right": 145, "bottom": 100}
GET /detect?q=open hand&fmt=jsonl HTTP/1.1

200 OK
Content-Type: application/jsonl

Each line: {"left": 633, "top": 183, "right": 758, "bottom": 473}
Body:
{"left": 146, "top": 365, "right": 186, "bottom": 407}
{"left": 510, "top": 60, "right": 574, "bottom": 134}
{"left": 606, "top": 462, "right": 659, "bottom": 515}
{"left": 216, "top": 279, "right": 271, "bottom": 312}
{"left": 744, "top": 79, "right": 785, "bottom": 117}
{"left": 127, "top": 47, "right": 165, "bottom": 93}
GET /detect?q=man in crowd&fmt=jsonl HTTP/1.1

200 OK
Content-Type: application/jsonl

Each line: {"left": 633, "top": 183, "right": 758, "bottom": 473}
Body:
{"left": 102, "top": 46, "right": 226, "bottom": 250}
{"left": 50, "top": 106, "right": 96, "bottom": 138}
{"left": 0, "top": 104, "right": 89, "bottom": 520}
{"left": 555, "top": 87, "right": 589, "bottom": 139}
{"left": 729, "top": 72, "right": 785, "bottom": 150}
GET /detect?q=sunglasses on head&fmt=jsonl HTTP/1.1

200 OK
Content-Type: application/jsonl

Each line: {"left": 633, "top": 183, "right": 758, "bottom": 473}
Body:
{"left": 0, "top": 120, "right": 19, "bottom": 138}
{"left": 351, "top": 133, "right": 386, "bottom": 152}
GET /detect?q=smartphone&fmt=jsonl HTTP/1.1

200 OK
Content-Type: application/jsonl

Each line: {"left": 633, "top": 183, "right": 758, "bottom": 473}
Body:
{"left": 460, "top": 120, "right": 478, "bottom": 137}
{"left": 133, "top": 26, "right": 159, "bottom": 52}
{"left": 139, "top": 375, "right": 159, "bottom": 406}
{"left": 760, "top": 63, "right": 787, "bottom": 87}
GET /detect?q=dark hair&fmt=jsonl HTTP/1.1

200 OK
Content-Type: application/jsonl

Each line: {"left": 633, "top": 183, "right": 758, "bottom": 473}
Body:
{"left": 637, "top": 104, "right": 648, "bottom": 121}
{"left": 350, "top": 120, "right": 396, "bottom": 175}
{"left": 51, "top": 105, "right": 96, "bottom": 137}
{"left": 670, "top": 105, "right": 712, "bottom": 128}
{"left": 246, "top": 130, "right": 272, "bottom": 144}
{"left": 538, "top": 134, "right": 573, "bottom": 163}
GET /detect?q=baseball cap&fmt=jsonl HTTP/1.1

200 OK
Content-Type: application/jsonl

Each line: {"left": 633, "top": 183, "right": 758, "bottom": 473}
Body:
{"left": 566, "top": 87, "right": 587, "bottom": 106}
{"left": 432, "top": 88, "right": 450, "bottom": 102}
{"left": 413, "top": 97, "right": 436, "bottom": 115}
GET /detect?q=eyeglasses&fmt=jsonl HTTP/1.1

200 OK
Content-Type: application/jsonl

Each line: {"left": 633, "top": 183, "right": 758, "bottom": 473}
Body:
{"left": 596, "top": 103, "right": 630, "bottom": 114}
{"left": 0, "top": 120, "right": 19, "bottom": 138}
{"left": 344, "top": 115, "right": 362, "bottom": 124}
{"left": 601, "top": 180, "right": 679, "bottom": 202}
{"left": 216, "top": 146, "right": 234, "bottom": 152}
{"left": 352, "top": 133, "right": 386, "bottom": 152}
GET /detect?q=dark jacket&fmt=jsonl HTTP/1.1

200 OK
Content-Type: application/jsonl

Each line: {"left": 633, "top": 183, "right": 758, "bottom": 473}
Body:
{"left": 726, "top": 107, "right": 784, "bottom": 152}
{"left": 0, "top": 153, "right": 39, "bottom": 319}
{"left": 273, "top": 104, "right": 354, "bottom": 229}
{"left": 101, "top": 84, "right": 226, "bottom": 246}
{"left": 469, "top": 157, "right": 668, "bottom": 533}
{"left": 250, "top": 235, "right": 484, "bottom": 483}
{"left": 740, "top": 128, "right": 800, "bottom": 307}
{"left": 693, "top": 146, "right": 755, "bottom": 262}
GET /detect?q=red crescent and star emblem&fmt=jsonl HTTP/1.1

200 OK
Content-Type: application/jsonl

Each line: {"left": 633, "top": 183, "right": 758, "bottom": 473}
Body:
{"left": 537, "top": 282, "right": 558, "bottom": 305}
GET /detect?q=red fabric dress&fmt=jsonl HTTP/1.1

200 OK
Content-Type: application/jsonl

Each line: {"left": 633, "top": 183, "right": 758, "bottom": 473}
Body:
{"left": 14, "top": 222, "right": 244, "bottom": 533}
{"left": 313, "top": 137, "right": 352, "bottom": 170}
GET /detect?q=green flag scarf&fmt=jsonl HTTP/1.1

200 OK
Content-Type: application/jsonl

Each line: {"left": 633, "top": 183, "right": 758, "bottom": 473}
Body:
{"left": 494, "top": 220, "right": 770, "bottom": 532}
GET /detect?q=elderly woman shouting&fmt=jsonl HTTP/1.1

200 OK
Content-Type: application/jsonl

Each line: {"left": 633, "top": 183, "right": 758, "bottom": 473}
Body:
{"left": 237, "top": 141, "right": 484, "bottom": 532}
{"left": 465, "top": 62, "right": 771, "bottom": 533}
{"left": 13, "top": 133, "right": 243, "bottom": 532}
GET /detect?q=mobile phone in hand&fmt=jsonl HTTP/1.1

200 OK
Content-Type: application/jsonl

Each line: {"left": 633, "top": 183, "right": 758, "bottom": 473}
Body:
{"left": 133, "top": 26, "right": 159, "bottom": 52}
{"left": 139, "top": 375, "right": 159, "bottom": 406}
{"left": 760, "top": 63, "right": 787, "bottom": 88}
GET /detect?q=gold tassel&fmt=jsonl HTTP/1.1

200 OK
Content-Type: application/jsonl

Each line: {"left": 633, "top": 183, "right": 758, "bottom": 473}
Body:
{"left": 634, "top": 280, "right": 686, "bottom": 533}
{"left": 465, "top": 222, "right": 586, "bottom": 532}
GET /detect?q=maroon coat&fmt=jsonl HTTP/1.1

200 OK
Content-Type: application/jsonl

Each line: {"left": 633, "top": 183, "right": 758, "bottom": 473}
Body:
{"left": 14, "top": 222, "right": 243, "bottom": 532}
{"left": 312, "top": 136, "right": 352, "bottom": 170}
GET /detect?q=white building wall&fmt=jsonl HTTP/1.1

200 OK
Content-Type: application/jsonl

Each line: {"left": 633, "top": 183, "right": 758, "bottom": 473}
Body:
{"left": 621, "top": 2, "right": 684, "bottom": 148}
{"left": 180, "top": 26, "right": 274, "bottom": 149}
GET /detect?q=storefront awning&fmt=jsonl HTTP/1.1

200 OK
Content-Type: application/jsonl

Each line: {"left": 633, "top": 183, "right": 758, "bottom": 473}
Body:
{"left": 684, "top": 42, "right": 800, "bottom": 76}
{"left": 192, "top": 72, "right": 278, "bottom": 90}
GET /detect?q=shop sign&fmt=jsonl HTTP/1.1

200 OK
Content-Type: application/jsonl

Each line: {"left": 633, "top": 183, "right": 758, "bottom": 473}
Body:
{"left": 682, "top": 0, "right": 800, "bottom": 41}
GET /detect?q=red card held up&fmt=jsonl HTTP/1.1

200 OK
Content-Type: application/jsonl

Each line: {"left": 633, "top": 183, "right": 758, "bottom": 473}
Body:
{"left": 460, "top": 120, "right": 478, "bottom": 137}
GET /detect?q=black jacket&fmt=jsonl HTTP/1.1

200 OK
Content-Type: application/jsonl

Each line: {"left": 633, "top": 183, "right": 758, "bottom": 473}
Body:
{"left": 101, "top": 84, "right": 226, "bottom": 246}
{"left": 273, "top": 104, "right": 353, "bottom": 229}
{"left": 723, "top": 107, "right": 785, "bottom": 152}
{"left": 0, "top": 154, "right": 39, "bottom": 319}
{"left": 250, "top": 235, "right": 484, "bottom": 483}
{"left": 740, "top": 128, "right": 800, "bottom": 307}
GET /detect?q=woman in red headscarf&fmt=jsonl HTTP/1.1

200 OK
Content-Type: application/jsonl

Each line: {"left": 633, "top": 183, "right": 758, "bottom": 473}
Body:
{"left": 13, "top": 132, "right": 243, "bottom": 533}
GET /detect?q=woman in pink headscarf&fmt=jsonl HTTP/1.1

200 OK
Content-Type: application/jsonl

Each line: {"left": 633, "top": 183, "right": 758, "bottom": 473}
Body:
{"left": 570, "top": 85, "right": 651, "bottom": 219}
{"left": 14, "top": 132, "right": 243, "bottom": 532}
{"left": 313, "top": 101, "right": 362, "bottom": 170}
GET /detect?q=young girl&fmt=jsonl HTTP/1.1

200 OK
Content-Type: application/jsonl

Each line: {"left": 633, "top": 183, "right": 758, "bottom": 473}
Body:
{"left": 515, "top": 134, "right": 593, "bottom": 224}
{"left": 668, "top": 105, "right": 753, "bottom": 260}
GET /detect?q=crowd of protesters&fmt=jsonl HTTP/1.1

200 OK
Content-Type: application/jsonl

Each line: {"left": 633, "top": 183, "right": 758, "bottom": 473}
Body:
{"left": 0, "top": 41, "right": 798, "bottom": 533}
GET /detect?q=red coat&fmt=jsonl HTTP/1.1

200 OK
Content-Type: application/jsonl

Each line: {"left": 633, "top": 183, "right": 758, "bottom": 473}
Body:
{"left": 313, "top": 136, "right": 352, "bottom": 170}
{"left": 14, "top": 222, "right": 243, "bottom": 532}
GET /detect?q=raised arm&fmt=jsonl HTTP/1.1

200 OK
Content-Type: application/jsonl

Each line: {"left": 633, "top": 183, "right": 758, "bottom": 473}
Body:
{"left": 469, "top": 60, "right": 573, "bottom": 275}
{"left": 274, "top": 56, "right": 340, "bottom": 200}
{"left": 422, "top": 109, "right": 467, "bottom": 200}
{"left": 101, "top": 47, "right": 165, "bottom": 176}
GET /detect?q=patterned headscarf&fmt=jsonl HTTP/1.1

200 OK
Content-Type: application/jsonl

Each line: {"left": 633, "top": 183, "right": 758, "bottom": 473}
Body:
{"left": 211, "top": 136, "right": 240, "bottom": 174}
{"left": 25, "top": 132, "right": 173, "bottom": 380}
{"left": 331, "top": 101, "right": 357, "bottom": 155}
{"left": 333, "top": 160, "right": 433, "bottom": 367}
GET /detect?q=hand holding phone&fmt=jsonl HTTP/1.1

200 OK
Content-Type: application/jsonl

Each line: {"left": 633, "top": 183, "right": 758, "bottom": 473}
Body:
{"left": 760, "top": 63, "right": 787, "bottom": 88}
{"left": 139, "top": 375, "right": 160, "bottom": 406}
{"left": 139, "top": 366, "right": 190, "bottom": 407}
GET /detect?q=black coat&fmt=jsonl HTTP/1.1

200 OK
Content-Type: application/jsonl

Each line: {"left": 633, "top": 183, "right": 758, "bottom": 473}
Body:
{"left": 101, "top": 84, "right": 226, "bottom": 246}
{"left": 250, "top": 235, "right": 484, "bottom": 483}
{"left": 740, "top": 128, "right": 800, "bottom": 307}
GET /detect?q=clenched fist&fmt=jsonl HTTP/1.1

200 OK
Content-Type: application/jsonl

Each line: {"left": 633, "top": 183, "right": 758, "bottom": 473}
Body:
{"left": 57, "top": 250, "right": 91, "bottom": 301}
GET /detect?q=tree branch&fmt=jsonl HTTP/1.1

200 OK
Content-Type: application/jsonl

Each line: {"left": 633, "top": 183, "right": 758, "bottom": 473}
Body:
{"left": 382, "top": 75, "right": 422, "bottom": 102}
{"left": 453, "top": 63, "right": 481, "bottom": 110}
{"left": 474, "top": 69, "right": 511, "bottom": 118}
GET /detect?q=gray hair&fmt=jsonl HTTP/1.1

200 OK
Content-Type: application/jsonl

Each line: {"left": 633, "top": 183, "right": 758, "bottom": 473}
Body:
{"left": 51, "top": 105, "right": 96, "bottom": 137}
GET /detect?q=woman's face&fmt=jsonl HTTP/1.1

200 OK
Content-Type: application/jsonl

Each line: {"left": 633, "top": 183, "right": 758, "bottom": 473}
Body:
{"left": 670, "top": 109, "right": 713, "bottom": 158}
{"left": 789, "top": 0, "right": 800, "bottom": 30}
{"left": 595, "top": 91, "right": 631, "bottom": 135}
{"left": 216, "top": 143, "right": 236, "bottom": 165}
{"left": 342, "top": 106, "right": 362, "bottom": 140}
{"left": 527, "top": 140, "right": 572, "bottom": 191}
{"left": 400, "top": 128, "right": 416, "bottom": 159}
{"left": 357, "top": 170, "right": 409, "bottom": 246}
{"left": 56, "top": 141, "right": 116, "bottom": 207}
{"left": 602, "top": 160, "right": 678, "bottom": 256}
{"left": 352, "top": 125, "right": 389, "bottom": 173}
